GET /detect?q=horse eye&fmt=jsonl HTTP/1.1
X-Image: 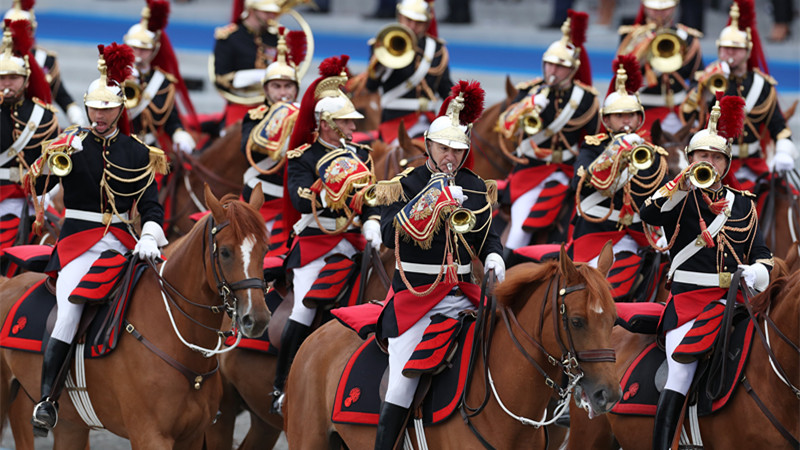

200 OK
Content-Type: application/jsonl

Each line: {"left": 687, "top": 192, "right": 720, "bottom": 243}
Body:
{"left": 220, "top": 247, "right": 232, "bottom": 259}
{"left": 570, "top": 317, "right": 585, "bottom": 329}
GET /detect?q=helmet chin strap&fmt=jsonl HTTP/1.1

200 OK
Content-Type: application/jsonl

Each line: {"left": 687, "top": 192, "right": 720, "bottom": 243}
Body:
{"left": 321, "top": 112, "right": 348, "bottom": 145}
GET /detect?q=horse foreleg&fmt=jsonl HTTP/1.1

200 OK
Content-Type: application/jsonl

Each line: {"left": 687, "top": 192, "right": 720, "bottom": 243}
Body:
{"left": 567, "top": 405, "right": 617, "bottom": 450}
{"left": 203, "top": 380, "right": 244, "bottom": 450}
{"left": 7, "top": 389, "right": 35, "bottom": 450}
{"left": 237, "top": 412, "right": 282, "bottom": 450}
{"left": 51, "top": 419, "right": 90, "bottom": 450}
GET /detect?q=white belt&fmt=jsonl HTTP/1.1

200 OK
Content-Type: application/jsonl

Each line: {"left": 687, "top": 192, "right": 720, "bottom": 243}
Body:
{"left": 294, "top": 214, "right": 359, "bottom": 234}
{"left": 381, "top": 97, "right": 440, "bottom": 112}
{"left": 580, "top": 205, "right": 642, "bottom": 224}
{"left": 672, "top": 270, "right": 733, "bottom": 288}
{"left": 64, "top": 209, "right": 129, "bottom": 224}
{"left": 730, "top": 141, "right": 761, "bottom": 158}
{"left": 0, "top": 167, "right": 21, "bottom": 182}
{"left": 245, "top": 177, "right": 284, "bottom": 198}
{"left": 638, "top": 91, "right": 687, "bottom": 107}
{"left": 518, "top": 142, "right": 577, "bottom": 161}
{"left": 397, "top": 261, "right": 472, "bottom": 275}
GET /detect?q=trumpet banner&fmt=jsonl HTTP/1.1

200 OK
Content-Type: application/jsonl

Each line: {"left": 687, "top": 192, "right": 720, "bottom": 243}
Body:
{"left": 394, "top": 173, "right": 458, "bottom": 249}
{"left": 314, "top": 148, "right": 374, "bottom": 211}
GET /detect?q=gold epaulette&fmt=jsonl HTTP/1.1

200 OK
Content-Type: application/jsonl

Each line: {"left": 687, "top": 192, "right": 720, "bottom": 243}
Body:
{"left": 618, "top": 24, "right": 637, "bottom": 35}
{"left": 214, "top": 23, "right": 238, "bottom": 40}
{"left": 753, "top": 68, "right": 777, "bottom": 85}
{"left": 574, "top": 80, "right": 598, "bottom": 96}
{"left": 131, "top": 135, "right": 170, "bottom": 175}
{"left": 677, "top": 24, "right": 704, "bottom": 38}
{"left": 247, "top": 104, "right": 269, "bottom": 121}
{"left": 371, "top": 179, "right": 403, "bottom": 205}
{"left": 32, "top": 97, "right": 56, "bottom": 112}
{"left": 654, "top": 144, "right": 668, "bottom": 156}
{"left": 584, "top": 133, "right": 607, "bottom": 146}
{"left": 485, "top": 179, "right": 498, "bottom": 204}
{"left": 159, "top": 69, "right": 178, "bottom": 84}
{"left": 515, "top": 78, "right": 543, "bottom": 91}
{"left": 287, "top": 143, "right": 310, "bottom": 159}
{"left": 726, "top": 186, "right": 755, "bottom": 197}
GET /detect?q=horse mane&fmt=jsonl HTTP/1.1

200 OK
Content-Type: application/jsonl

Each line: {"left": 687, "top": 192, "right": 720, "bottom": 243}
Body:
{"left": 217, "top": 194, "right": 268, "bottom": 244}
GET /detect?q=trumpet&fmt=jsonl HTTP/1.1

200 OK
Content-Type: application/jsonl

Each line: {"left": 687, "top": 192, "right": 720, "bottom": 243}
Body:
{"left": 649, "top": 29, "right": 685, "bottom": 73}
{"left": 122, "top": 78, "right": 142, "bottom": 109}
{"left": 372, "top": 23, "right": 417, "bottom": 69}
{"left": 518, "top": 86, "right": 549, "bottom": 136}
{"left": 687, "top": 161, "right": 718, "bottom": 189}
{"left": 363, "top": 184, "right": 379, "bottom": 207}
{"left": 445, "top": 163, "right": 476, "bottom": 234}
{"left": 628, "top": 144, "right": 655, "bottom": 171}
{"left": 47, "top": 150, "right": 73, "bottom": 177}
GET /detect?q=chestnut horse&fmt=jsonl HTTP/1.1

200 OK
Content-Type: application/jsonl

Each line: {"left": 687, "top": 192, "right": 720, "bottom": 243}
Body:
{"left": 370, "top": 121, "right": 427, "bottom": 180}
{"left": 469, "top": 75, "right": 518, "bottom": 181}
{"left": 760, "top": 171, "right": 800, "bottom": 260}
{"left": 566, "top": 256, "right": 799, "bottom": 450}
{"left": 284, "top": 243, "right": 622, "bottom": 449}
{"left": 0, "top": 185, "right": 270, "bottom": 449}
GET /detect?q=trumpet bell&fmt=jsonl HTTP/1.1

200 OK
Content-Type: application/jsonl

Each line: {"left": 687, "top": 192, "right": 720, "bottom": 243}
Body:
{"left": 706, "top": 73, "right": 728, "bottom": 96}
{"left": 373, "top": 23, "right": 417, "bottom": 69}
{"left": 688, "top": 161, "right": 717, "bottom": 189}
{"left": 630, "top": 144, "right": 655, "bottom": 171}
{"left": 449, "top": 207, "right": 476, "bottom": 234}
{"left": 649, "top": 30, "right": 684, "bottom": 73}
{"left": 520, "top": 113, "right": 542, "bottom": 136}
{"left": 122, "top": 79, "right": 142, "bottom": 110}
{"left": 47, "top": 151, "right": 72, "bottom": 177}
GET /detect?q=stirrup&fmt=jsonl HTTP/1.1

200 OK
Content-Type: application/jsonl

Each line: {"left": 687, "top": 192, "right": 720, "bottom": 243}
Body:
{"left": 31, "top": 399, "right": 58, "bottom": 437}
{"left": 270, "top": 389, "right": 285, "bottom": 417}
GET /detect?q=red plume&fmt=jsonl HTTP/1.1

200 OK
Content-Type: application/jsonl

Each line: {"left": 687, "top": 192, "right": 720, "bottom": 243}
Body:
{"left": 285, "top": 30, "right": 307, "bottom": 67}
{"left": 454, "top": 80, "right": 485, "bottom": 125}
{"left": 731, "top": 0, "right": 768, "bottom": 73}
{"left": 717, "top": 95, "right": 746, "bottom": 140}
{"left": 318, "top": 54, "right": 349, "bottom": 78}
{"left": 20, "top": 0, "right": 35, "bottom": 11}
{"left": 147, "top": 0, "right": 170, "bottom": 32}
{"left": 7, "top": 19, "right": 33, "bottom": 56}
{"left": 103, "top": 42, "right": 134, "bottom": 85}
{"left": 568, "top": 9, "right": 592, "bottom": 86}
{"left": 607, "top": 54, "right": 642, "bottom": 97}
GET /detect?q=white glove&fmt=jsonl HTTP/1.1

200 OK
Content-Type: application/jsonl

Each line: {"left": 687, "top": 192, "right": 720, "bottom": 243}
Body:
{"left": 738, "top": 263, "right": 769, "bottom": 292}
{"left": 719, "top": 61, "right": 731, "bottom": 78}
{"left": 66, "top": 103, "right": 89, "bottom": 127}
{"left": 232, "top": 68, "right": 267, "bottom": 89}
{"left": 484, "top": 252, "right": 506, "bottom": 282}
{"left": 319, "top": 189, "right": 328, "bottom": 208}
{"left": 362, "top": 219, "right": 382, "bottom": 250}
{"left": 772, "top": 138, "right": 797, "bottom": 173}
{"left": 656, "top": 234, "right": 668, "bottom": 249}
{"left": 448, "top": 185, "right": 465, "bottom": 204}
{"left": 532, "top": 92, "right": 549, "bottom": 110}
{"left": 621, "top": 133, "right": 645, "bottom": 147}
{"left": 134, "top": 221, "right": 168, "bottom": 260}
{"left": 172, "top": 129, "right": 195, "bottom": 154}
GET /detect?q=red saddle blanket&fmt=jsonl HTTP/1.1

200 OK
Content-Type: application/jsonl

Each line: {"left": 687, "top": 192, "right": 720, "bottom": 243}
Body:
{"left": 331, "top": 309, "right": 476, "bottom": 426}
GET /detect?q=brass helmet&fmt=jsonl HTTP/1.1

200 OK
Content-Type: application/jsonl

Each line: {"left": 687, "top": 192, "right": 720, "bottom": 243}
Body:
{"left": 3, "top": 0, "right": 36, "bottom": 33}
{"left": 263, "top": 28, "right": 298, "bottom": 86}
{"left": 684, "top": 100, "right": 731, "bottom": 176}
{"left": 601, "top": 55, "right": 645, "bottom": 131}
{"left": 84, "top": 44, "right": 131, "bottom": 109}
{"left": 641, "top": 0, "right": 679, "bottom": 10}
{"left": 716, "top": 2, "right": 751, "bottom": 53}
{"left": 425, "top": 80, "right": 485, "bottom": 167}
{"left": 245, "top": 0, "right": 282, "bottom": 13}
{"left": 542, "top": 17, "right": 580, "bottom": 72}
{"left": 0, "top": 25, "right": 29, "bottom": 79}
{"left": 123, "top": 4, "right": 161, "bottom": 55}
{"left": 396, "top": 0, "right": 431, "bottom": 22}
{"left": 313, "top": 70, "right": 363, "bottom": 123}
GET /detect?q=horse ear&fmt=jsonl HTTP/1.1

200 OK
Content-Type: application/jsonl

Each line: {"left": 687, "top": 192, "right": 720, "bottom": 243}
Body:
{"left": 204, "top": 183, "right": 225, "bottom": 222}
{"left": 559, "top": 243, "right": 580, "bottom": 282}
{"left": 398, "top": 121, "right": 411, "bottom": 151}
{"left": 248, "top": 182, "right": 265, "bottom": 211}
{"left": 651, "top": 119, "right": 663, "bottom": 145}
{"left": 786, "top": 241, "right": 799, "bottom": 272}
{"left": 596, "top": 240, "right": 614, "bottom": 277}
{"left": 505, "top": 75, "right": 518, "bottom": 100}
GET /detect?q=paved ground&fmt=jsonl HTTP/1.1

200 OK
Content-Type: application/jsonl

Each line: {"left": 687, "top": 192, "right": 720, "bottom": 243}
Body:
{"left": 1, "top": 0, "right": 799, "bottom": 448}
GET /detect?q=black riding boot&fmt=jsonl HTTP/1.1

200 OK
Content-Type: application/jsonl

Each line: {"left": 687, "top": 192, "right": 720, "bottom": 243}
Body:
{"left": 270, "top": 319, "right": 310, "bottom": 415}
{"left": 374, "top": 402, "right": 410, "bottom": 450}
{"left": 652, "top": 389, "right": 686, "bottom": 450}
{"left": 31, "top": 338, "right": 72, "bottom": 437}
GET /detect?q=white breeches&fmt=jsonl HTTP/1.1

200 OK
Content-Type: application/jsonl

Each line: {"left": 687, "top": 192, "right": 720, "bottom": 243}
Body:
{"left": 506, "top": 171, "right": 569, "bottom": 250}
{"left": 51, "top": 233, "right": 127, "bottom": 343}
{"left": 586, "top": 234, "right": 641, "bottom": 269}
{"left": 0, "top": 197, "right": 33, "bottom": 218}
{"left": 384, "top": 294, "right": 474, "bottom": 408}
{"left": 289, "top": 239, "right": 358, "bottom": 326}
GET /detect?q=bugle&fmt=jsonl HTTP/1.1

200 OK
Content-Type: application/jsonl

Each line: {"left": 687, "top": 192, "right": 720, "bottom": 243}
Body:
{"left": 445, "top": 163, "right": 476, "bottom": 234}
{"left": 122, "top": 78, "right": 142, "bottom": 109}
{"left": 47, "top": 151, "right": 73, "bottom": 177}
{"left": 687, "top": 161, "right": 718, "bottom": 189}
{"left": 372, "top": 23, "right": 417, "bottom": 69}
{"left": 628, "top": 144, "right": 655, "bottom": 171}
{"left": 517, "top": 86, "right": 550, "bottom": 136}
{"left": 649, "top": 29, "right": 685, "bottom": 73}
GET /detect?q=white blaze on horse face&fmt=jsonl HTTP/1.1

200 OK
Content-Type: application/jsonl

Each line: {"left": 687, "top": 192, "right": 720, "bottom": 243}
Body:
{"left": 591, "top": 297, "right": 604, "bottom": 315}
{"left": 239, "top": 235, "right": 258, "bottom": 310}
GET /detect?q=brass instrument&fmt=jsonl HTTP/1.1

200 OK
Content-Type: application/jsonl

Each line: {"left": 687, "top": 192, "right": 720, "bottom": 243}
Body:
{"left": 705, "top": 72, "right": 728, "bottom": 96}
{"left": 687, "top": 161, "right": 718, "bottom": 189}
{"left": 372, "top": 23, "right": 417, "bottom": 69}
{"left": 363, "top": 184, "right": 379, "bottom": 207}
{"left": 629, "top": 144, "right": 655, "bottom": 171}
{"left": 47, "top": 150, "right": 73, "bottom": 177}
{"left": 122, "top": 78, "right": 142, "bottom": 109}
{"left": 649, "top": 29, "right": 685, "bottom": 73}
{"left": 445, "top": 163, "right": 476, "bottom": 234}
{"left": 518, "top": 86, "right": 550, "bottom": 136}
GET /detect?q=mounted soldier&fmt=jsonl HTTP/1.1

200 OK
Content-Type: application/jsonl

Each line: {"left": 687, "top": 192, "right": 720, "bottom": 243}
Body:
{"left": 122, "top": 0, "right": 198, "bottom": 156}
{"left": 370, "top": 80, "right": 504, "bottom": 449}
{"left": 240, "top": 26, "right": 306, "bottom": 253}
{"left": 498, "top": 10, "right": 599, "bottom": 255}
{"left": 0, "top": 18, "right": 57, "bottom": 254}
{"left": 680, "top": 0, "right": 796, "bottom": 193}
{"left": 24, "top": 43, "right": 168, "bottom": 436}
{"left": 270, "top": 55, "right": 381, "bottom": 414}
{"left": 639, "top": 95, "right": 773, "bottom": 450}
{"left": 3, "top": 0, "right": 86, "bottom": 127}
{"left": 366, "top": 0, "right": 454, "bottom": 143}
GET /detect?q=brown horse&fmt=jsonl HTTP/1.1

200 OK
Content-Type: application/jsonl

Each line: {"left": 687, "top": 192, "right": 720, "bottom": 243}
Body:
{"left": 760, "top": 172, "right": 800, "bottom": 260}
{"left": 469, "top": 75, "right": 518, "bottom": 181}
{"left": 162, "top": 123, "right": 248, "bottom": 240}
{"left": 567, "top": 258, "right": 799, "bottom": 450}
{"left": 0, "top": 185, "right": 270, "bottom": 449}
{"left": 284, "top": 243, "right": 622, "bottom": 449}
{"left": 649, "top": 118, "right": 693, "bottom": 179}
{"left": 347, "top": 72, "right": 382, "bottom": 134}
{"left": 370, "top": 121, "right": 428, "bottom": 181}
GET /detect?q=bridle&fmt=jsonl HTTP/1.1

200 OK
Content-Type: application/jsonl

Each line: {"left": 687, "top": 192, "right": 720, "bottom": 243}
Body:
{"left": 460, "top": 271, "right": 616, "bottom": 449}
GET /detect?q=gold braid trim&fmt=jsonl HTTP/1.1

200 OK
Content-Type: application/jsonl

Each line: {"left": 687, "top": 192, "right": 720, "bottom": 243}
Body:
{"left": 373, "top": 179, "right": 403, "bottom": 205}
{"left": 148, "top": 145, "right": 170, "bottom": 175}
{"left": 484, "top": 179, "right": 497, "bottom": 204}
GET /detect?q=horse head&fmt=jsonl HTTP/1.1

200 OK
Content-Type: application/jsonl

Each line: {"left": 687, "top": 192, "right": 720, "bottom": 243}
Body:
{"left": 372, "top": 121, "right": 427, "bottom": 180}
{"left": 203, "top": 183, "right": 271, "bottom": 338}
{"left": 469, "top": 75, "right": 518, "bottom": 180}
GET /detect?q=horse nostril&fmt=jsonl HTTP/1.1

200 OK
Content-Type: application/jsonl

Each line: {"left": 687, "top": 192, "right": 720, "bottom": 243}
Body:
{"left": 240, "top": 315, "right": 254, "bottom": 333}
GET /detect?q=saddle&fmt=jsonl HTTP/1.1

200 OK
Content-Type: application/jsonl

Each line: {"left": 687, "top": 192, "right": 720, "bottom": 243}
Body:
{"left": 330, "top": 304, "right": 476, "bottom": 426}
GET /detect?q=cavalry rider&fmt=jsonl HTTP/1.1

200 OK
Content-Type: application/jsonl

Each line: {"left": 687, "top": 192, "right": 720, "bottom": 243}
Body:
{"left": 366, "top": 0, "right": 454, "bottom": 143}
{"left": 4, "top": 0, "right": 86, "bottom": 127}
{"left": 617, "top": 0, "right": 703, "bottom": 135}
{"left": 270, "top": 55, "right": 381, "bottom": 413}
{"left": 123, "top": 0, "right": 197, "bottom": 155}
{"left": 639, "top": 96, "right": 772, "bottom": 450}
{"left": 26, "top": 43, "right": 168, "bottom": 436}
{"left": 213, "top": 0, "right": 292, "bottom": 128}
{"left": 571, "top": 55, "right": 668, "bottom": 297}
{"left": 372, "top": 80, "right": 504, "bottom": 449}
{"left": 240, "top": 26, "right": 305, "bottom": 251}
{"left": 680, "top": 0, "right": 796, "bottom": 193}
{"left": 0, "top": 19, "right": 57, "bottom": 252}
{"left": 499, "top": 10, "right": 599, "bottom": 255}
